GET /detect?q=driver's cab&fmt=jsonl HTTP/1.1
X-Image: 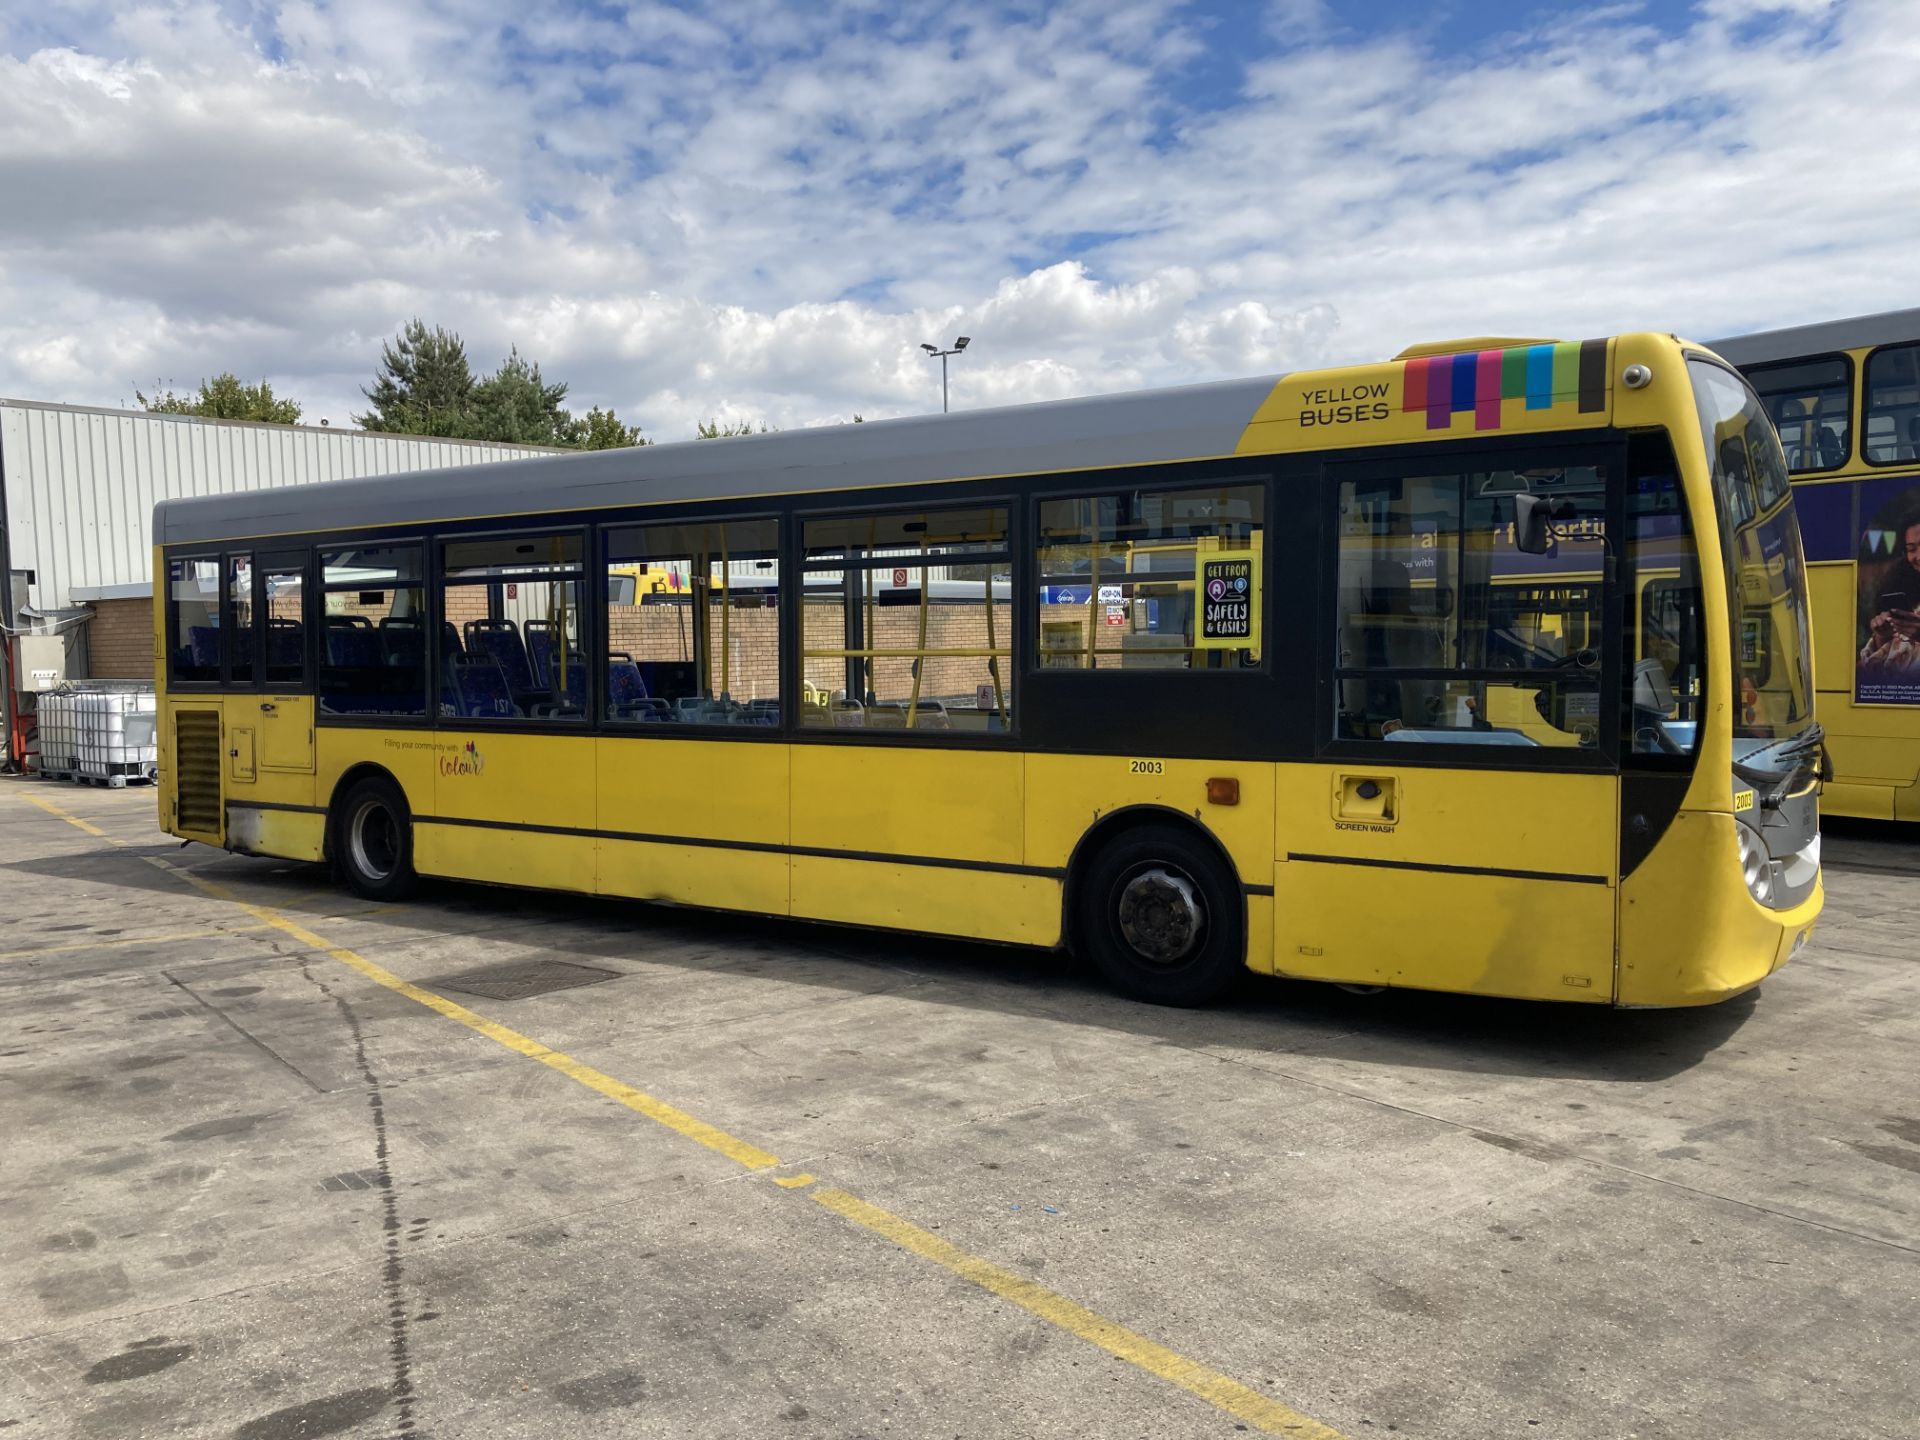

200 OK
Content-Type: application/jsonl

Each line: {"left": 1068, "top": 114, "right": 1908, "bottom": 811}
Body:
{"left": 1334, "top": 462, "right": 1608, "bottom": 748}
{"left": 1332, "top": 441, "right": 1708, "bottom": 758}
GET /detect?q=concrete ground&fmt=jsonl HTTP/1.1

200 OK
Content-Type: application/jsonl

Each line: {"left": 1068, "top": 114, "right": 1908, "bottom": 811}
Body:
{"left": 1, "top": 779, "right": 1916, "bottom": 1440}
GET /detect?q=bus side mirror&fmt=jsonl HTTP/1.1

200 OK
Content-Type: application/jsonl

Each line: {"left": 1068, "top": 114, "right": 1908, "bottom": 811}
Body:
{"left": 1513, "top": 493, "right": 1573, "bottom": 555}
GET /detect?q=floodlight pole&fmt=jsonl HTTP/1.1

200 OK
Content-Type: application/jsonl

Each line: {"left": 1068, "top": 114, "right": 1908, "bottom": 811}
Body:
{"left": 920, "top": 336, "right": 971, "bottom": 413}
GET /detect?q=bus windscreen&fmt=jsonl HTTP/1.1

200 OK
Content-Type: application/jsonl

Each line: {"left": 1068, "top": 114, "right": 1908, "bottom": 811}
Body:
{"left": 1689, "top": 359, "right": 1816, "bottom": 741}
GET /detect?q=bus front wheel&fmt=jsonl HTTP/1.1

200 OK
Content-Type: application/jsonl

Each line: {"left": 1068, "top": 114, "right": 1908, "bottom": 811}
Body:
{"left": 1076, "top": 824, "right": 1243, "bottom": 1007}
{"left": 332, "top": 775, "right": 419, "bottom": 901}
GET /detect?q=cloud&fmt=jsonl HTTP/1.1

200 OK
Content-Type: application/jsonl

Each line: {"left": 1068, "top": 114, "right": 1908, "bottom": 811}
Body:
{"left": 0, "top": 0, "right": 1913, "bottom": 440}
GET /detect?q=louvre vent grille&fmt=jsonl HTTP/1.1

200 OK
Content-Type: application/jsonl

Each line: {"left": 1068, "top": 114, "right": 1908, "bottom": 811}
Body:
{"left": 174, "top": 710, "right": 221, "bottom": 834}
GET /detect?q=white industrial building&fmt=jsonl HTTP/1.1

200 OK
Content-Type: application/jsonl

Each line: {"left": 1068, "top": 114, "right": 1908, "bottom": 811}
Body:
{"left": 1, "top": 397, "right": 560, "bottom": 767}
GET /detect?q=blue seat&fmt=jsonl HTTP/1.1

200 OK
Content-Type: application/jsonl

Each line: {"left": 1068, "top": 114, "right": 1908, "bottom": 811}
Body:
{"left": 526, "top": 621, "right": 562, "bottom": 688}
{"left": 607, "top": 659, "right": 670, "bottom": 720}
{"left": 608, "top": 660, "right": 644, "bottom": 704}
{"left": 446, "top": 656, "right": 521, "bottom": 718}
{"left": 320, "top": 617, "right": 423, "bottom": 715}
{"left": 532, "top": 660, "right": 588, "bottom": 717}
{"left": 266, "top": 620, "right": 303, "bottom": 672}
{"left": 326, "top": 624, "right": 382, "bottom": 669}
{"left": 379, "top": 618, "right": 426, "bottom": 669}
{"left": 187, "top": 625, "right": 221, "bottom": 671}
{"left": 465, "top": 620, "right": 535, "bottom": 696}
{"left": 635, "top": 660, "right": 698, "bottom": 706}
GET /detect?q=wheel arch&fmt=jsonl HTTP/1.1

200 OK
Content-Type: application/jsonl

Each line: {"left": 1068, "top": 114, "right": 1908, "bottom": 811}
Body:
{"left": 1059, "top": 805, "right": 1246, "bottom": 955}
{"left": 322, "top": 762, "right": 412, "bottom": 861}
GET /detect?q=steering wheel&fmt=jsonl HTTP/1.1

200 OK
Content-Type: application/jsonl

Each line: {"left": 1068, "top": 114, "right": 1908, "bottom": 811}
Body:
{"left": 1548, "top": 646, "right": 1600, "bottom": 671}
{"left": 1636, "top": 721, "right": 1684, "bottom": 756}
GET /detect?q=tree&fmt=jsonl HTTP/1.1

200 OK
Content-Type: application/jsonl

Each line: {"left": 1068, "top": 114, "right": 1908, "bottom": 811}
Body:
{"left": 138, "top": 373, "right": 302, "bottom": 425}
{"left": 696, "top": 418, "right": 776, "bottom": 439}
{"left": 355, "top": 318, "right": 649, "bottom": 448}
{"left": 562, "top": 405, "right": 649, "bottom": 449}
{"left": 467, "top": 347, "right": 571, "bottom": 446}
{"left": 356, "top": 319, "right": 474, "bottom": 436}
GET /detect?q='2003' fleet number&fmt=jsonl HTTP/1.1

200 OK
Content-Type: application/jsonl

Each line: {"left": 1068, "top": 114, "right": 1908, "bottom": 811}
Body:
{"left": 1129, "top": 759, "right": 1165, "bottom": 775}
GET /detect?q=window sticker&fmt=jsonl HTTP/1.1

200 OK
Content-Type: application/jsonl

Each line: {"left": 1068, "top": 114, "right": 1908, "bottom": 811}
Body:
{"left": 1195, "top": 557, "right": 1258, "bottom": 650}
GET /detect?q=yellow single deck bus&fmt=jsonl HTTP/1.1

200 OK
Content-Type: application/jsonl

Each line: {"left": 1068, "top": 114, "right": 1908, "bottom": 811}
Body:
{"left": 1711, "top": 308, "right": 1920, "bottom": 820}
{"left": 154, "top": 333, "right": 1822, "bottom": 1007}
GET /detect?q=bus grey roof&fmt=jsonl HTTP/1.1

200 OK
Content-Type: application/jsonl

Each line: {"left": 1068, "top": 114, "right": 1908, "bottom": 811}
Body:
{"left": 1706, "top": 308, "right": 1920, "bottom": 367}
{"left": 154, "top": 375, "right": 1285, "bottom": 547}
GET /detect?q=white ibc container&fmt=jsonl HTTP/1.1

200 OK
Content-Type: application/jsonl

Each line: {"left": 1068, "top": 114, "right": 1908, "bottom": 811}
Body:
{"left": 75, "top": 687, "right": 159, "bottom": 781}
{"left": 36, "top": 691, "right": 80, "bottom": 775}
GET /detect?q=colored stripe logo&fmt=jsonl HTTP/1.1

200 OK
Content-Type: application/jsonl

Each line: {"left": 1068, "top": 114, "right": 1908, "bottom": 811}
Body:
{"left": 1403, "top": 339, "right": 1609, "bottom": 430}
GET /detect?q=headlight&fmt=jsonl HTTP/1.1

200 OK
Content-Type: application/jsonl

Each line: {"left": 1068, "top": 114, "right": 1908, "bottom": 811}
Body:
{"left": 1736, "top": 822, "right": 1774, "bottom": 905}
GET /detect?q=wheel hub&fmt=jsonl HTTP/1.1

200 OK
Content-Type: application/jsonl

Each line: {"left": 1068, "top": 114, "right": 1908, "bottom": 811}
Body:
{"left": 349, "top": 800, "right": 397, "bottom": 881}
{"left": 1116, "top": 867, "right": 1204, "bottom": 964}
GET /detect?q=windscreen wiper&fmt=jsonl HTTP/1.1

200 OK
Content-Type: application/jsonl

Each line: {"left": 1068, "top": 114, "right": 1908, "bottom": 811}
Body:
{"left": 1731, "top": 723, "right": 1825, "bottom": 811}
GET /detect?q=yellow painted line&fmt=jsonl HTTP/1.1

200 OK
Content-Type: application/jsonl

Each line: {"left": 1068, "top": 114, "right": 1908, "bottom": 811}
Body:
{"left": 811, "top": 1186, "right": 1342, "bottom": 1437}
{"left": 0, "top": 922, "right": 275, "bottom": 961}
{"left": 23, "top": 793, "right": 115, "bottom": 839}
{"left": 16, "top": 788, "right": 1348, "bottom": 1439}
{"left": 157, "top": 860, "right": 784, "bottom": 1173}
{"left": 19, "top": 793, "right": 778, "bottom": 1170}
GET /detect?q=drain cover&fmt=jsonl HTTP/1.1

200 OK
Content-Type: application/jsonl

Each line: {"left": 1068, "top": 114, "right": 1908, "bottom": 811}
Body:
{"left": 431, "top": 959, "right": 620, "bottom": 1001}
{"left": 319, "top": 1167, "right": 386, "bottom": 1193}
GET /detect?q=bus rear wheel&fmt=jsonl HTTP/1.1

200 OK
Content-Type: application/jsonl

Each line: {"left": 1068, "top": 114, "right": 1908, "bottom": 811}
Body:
{"left": 1076, "top": 824, "right": 1244, "bottom": 1006}
{"left": 332, "top": 775, "right": 418, "bottom": 901}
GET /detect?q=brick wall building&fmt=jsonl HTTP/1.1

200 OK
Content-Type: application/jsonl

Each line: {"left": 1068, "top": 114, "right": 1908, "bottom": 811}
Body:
{"left": 86, "top": 598, "right": 156, "bottom": 680}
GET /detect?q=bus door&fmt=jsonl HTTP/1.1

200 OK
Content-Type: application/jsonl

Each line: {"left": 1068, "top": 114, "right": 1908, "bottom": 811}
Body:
{"left": 256, "top": 552, "right": 316, "bottom": 777}
{"left": 1273, "top": 454, "right": 1621, "bottom": 1003}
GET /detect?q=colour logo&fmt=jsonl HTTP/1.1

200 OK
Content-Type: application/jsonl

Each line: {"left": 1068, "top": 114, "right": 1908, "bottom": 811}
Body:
{"left": 440, "top": 740, "right": 486, "bottom": 777}
{"left": 1402, "top": 339, "right": 1610, "bottom": 431}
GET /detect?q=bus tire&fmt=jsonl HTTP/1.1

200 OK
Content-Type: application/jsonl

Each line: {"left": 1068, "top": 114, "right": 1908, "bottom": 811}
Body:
{"left": 1075, "top": 823, "right": 1244, "bottom": 1007}
{"left": 332, "top": 775, "right": 419, "bottom": 901}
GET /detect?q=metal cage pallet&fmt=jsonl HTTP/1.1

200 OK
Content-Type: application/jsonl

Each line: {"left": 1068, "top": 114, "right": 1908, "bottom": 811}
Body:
{"left": 31, "top": 685, "right": 158, "bottom": 787}
{"left": 70, "top": 766, "right": 157, "bottom": 789}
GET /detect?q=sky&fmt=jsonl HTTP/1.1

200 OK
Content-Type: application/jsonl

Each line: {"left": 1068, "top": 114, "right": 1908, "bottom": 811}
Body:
{"left": 0, "top": 0, "right": 1913, "bottom": 440}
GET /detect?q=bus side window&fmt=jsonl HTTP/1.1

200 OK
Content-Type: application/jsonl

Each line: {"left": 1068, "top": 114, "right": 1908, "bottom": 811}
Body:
{"left": 440, "top": 532, "right": 587, "bottom": 723}
{"left": 1034, "top": 483, "right": 1264, "bottom": 672}
{"left": 167, "top": 557, "right": 223, "bottom": 684}
{"left": 606, "top": 518, "right": 781, "bottom": 728}
{"left": 1332, "top": 464, "right": 1607, "bottom": 748}
{"left": 227, "top": 553, "right": 255, "bottom": 686}
{"left": 1864, "top": 342, "right": 1920, "bottom": 464}
{"left": 1745, "top": 354, "right": 1850, "bottom": 474}
{"left": 1624, "top": 446, "right": 1706, "bottom": 757}
{"left": 801, "top": 505, "right": 1011, "bottom": 732}
{"left": 261, "top": 554, "right": 310, "bottom": 688}
{"left": 318, "top": 545, "right": 428, "bottom": 719}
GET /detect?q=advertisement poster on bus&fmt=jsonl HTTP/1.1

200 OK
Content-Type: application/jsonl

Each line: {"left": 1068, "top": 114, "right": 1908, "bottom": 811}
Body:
{"left": 1195, "top": 557, "right": 1259, "bottom": 650}
{"left": 1857, "top": 480, "right": 1920, "bottom": 705}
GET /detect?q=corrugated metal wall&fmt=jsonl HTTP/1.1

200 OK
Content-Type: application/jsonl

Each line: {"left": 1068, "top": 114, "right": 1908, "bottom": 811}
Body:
{"left": 0, "top": 400, "right": 565, "bottom": 609}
